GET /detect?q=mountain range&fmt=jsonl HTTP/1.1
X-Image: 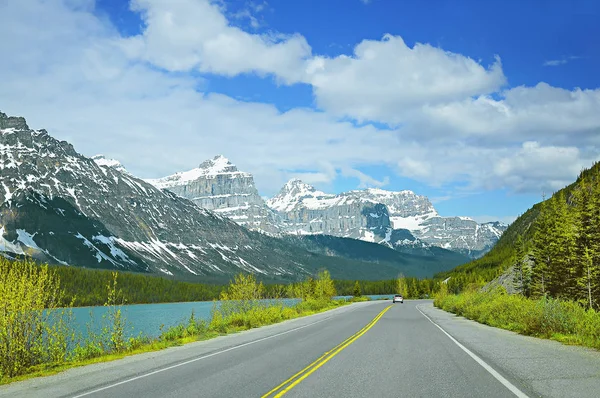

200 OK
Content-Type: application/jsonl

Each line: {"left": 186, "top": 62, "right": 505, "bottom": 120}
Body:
{"left": 0, "top": 111, "right": 472, "bottom": 282}
{"left": 148, "top": 156, "right": 507, "bottom": 258}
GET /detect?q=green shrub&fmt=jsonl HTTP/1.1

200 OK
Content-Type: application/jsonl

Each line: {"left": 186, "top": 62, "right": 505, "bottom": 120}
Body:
{"left": 436, "top": 291, "right": 600, "bottom": 350}
{"left": 0, "top": 258, "right": 72, "bottom": 379}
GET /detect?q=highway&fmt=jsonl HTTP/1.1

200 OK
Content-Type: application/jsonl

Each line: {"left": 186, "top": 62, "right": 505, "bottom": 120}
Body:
{"left": 3, "top": 300, "right": 600, "bottom": 397}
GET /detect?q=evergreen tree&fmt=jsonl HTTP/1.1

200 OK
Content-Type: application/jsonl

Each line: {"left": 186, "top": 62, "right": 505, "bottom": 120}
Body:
{"left": 513, "top": 235, "right": 527, "bottom": 294}
{"left": 574, "top": 172, "right": 600, "bottom": 308}
{"left": 532, "top": 196, "right": 554, "bottom": 297}
{"left": 551, "top": 191, "right": 577, "bottom": 298}
{"left": 352, "top": 281, "right": 362, "bottom": 297}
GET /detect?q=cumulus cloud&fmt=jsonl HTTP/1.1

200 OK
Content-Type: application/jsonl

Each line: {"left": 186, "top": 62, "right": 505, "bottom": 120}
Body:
{"left": 304, "top": 35, "right": 506, "bottom": 124}
{"left": 120, "top": 0, "right": 311, "bottom": 83}
{"left": 0, "top": 0, "right": 598, "bottom": 199}
{"left": 420, "top": 83, "right": 600, "bottom": 143}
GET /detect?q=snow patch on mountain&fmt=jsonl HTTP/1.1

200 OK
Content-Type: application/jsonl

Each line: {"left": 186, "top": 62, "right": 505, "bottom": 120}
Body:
{"left": 147, "top": 155, "right": 251, "bottom": 189}
{"left": 92, "top": 155, "right": 130, "bottom": 175}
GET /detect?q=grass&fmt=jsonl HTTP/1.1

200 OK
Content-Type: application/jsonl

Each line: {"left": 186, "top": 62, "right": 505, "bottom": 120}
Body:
{"left": 0, "top": 297, "right": 350, "bottom": 385}
{"left": 434, "top": 288, "right": 600, "bottom": 351}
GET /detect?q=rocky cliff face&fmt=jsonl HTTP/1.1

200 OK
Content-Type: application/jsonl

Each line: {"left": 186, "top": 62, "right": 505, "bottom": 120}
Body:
{"left": 266, "top": 179, "right": 391, "bottom": 242}
{"left": 266, "top": 180, "right": 507, "bottom": 258}
{"left": 417, "top": 218, "right": 506, "bottom": 258}
{"left": 146, "top": 156, "right": 281, "bottom": 234}
{"left": 147, "top": 154, "right": 506, "bottom": 258}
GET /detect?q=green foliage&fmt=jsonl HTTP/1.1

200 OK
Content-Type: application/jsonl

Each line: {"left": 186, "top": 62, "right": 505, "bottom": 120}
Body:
{"left": 435, "top": 291, "right": 600, "bottom": 350}
{"left": 313, "top": 270, "right": 336, "bottom": 300}
{"left": 219, "top": 273, "right": 265, "bottom": 316}
{"left": 50, "top": 265, "right": 223, "bottom": 307}
{"left": 436, "top": 161, "right": 600, "bottom": 309}
{"left": 352, "top": 281, "right": 362, "bottom": 297}
{"left": 0, "top": 258, "right": 73, "bottom": 379}
{"left": 284, "top": 270, "right": 336, "bottom": 301}
{"left": 165, "top": 272, "right": 346, "bottom": 341}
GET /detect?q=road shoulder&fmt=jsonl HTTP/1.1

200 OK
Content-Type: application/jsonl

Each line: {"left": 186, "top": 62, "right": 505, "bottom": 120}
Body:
{"left": 418, "top": 302, "right": 600, "bottom": 398}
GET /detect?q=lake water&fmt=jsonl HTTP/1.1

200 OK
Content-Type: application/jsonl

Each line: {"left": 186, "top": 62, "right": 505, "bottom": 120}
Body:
{"left": 68, "top": 295, "right": 394, "bottom": 339}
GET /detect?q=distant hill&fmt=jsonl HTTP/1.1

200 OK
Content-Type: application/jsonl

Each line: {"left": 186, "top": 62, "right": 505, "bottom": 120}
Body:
{"left": 437, "top": 161, "right": 600, "bottom": 304}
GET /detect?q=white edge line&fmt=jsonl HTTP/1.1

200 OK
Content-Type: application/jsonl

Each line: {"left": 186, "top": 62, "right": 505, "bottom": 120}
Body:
{"left": 71, "top": 304, "right": 367, "bottom": 398}
{"left": 417, "top": 305, "right": 529, "bottom": 398}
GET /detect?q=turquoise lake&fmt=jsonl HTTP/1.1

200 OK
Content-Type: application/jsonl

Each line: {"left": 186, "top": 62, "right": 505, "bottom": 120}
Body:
{"left": 69, "top": 295, "right": 394, "bottom": 339}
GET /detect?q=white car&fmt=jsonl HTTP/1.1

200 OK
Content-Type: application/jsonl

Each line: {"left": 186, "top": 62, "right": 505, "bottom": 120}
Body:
{"left": 393, "top": 294, "right": 404, "bottom": 304}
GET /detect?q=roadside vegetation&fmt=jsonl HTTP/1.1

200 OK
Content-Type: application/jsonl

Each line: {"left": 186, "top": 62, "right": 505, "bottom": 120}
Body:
{"left": 435, "top": 286, "right": 600, "bottom": 350}
{"left": 0, "top": 258, "right": 349, "bottom": 384}
{"left": 434, "top": 161, "right": 600, "bottom": 351}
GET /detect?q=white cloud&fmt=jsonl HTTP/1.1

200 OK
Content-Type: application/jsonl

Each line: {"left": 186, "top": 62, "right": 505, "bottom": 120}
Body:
{"left": 543, "top": 55, "right": 581, "bottom": 67}
{"left": 120, "top": 0, "right": 311, "bottom": 83}
{"left": 0, "top": 0, "right": 598, "bottom": 200}
{"left": 340, "top": 168, "right": 389, "bottom": 189}
{"left": 303, "top": 35, "right": 506, "bottom": 124}
{"left": 418, "top": 83, "right": 600, "bottom": 148}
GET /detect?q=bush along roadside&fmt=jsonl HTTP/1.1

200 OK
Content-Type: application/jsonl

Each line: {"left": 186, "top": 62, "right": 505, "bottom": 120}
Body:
{"left": 434, "top": 285, "right": 600, "bottom": 350}
{"left": 0, "top": 259, "right": 348, "bottom": 384}
{"left": 161, "top": 270, "right": 344, "bottom": 341}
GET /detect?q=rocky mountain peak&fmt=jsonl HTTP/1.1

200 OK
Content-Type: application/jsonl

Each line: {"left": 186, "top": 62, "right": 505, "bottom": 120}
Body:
{"left": 147, "top": 155, "right": 251, "bottom": 190}
{"left": 0, "top": 111, "right": 29, "bottom": 131}
{"left": 282, "top": 178, "right": 317, "bottom": 195}
{"left": 92, "top": 155, "right": 130, "bottom": 175}
{"left": 267, "top": 179, "right": 332, "bottom": 213}
{"left": 198, "top": 155, "right": 238, "bottom": 174}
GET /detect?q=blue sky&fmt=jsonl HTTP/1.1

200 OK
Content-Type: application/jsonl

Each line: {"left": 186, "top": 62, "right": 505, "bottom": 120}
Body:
{"left": 1, "top": 0, "right": 599, "bottom": 224}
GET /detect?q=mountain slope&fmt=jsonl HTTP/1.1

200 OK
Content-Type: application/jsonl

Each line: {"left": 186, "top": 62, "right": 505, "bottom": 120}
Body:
{"left": 281, "top": 234, "right": 470, "bottom": 278}
{"left": 437, "top": 161, "right": 600, "bottom": 293}
{"left": 0, "top": 111, "right": 455, "bottom": 282}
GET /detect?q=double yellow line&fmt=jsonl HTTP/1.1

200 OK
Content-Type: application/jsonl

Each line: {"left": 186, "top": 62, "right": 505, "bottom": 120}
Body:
{"left": 261, "top": 305, "right": 392, "bottom": 398}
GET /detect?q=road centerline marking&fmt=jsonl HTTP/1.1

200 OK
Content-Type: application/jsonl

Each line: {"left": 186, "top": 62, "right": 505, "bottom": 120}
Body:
{"left": 262, "top": 304, "right": 392, "bottom": 398}
{"left": 417, "top": 304, "right": 529, "bottom": 398}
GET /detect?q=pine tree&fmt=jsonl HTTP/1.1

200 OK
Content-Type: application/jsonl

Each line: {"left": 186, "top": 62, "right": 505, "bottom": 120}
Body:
{"left": 574, "top": 172, "right": 600, "bottom": 308}
{"left": 513, "top": 235, "right": 527, "bottom": 294}
{"left": 352, "top": 281, "right": 362, "bottom": 297}
{"left": 532, "top": 195, "right": 555, "bottom": 297}
{"left": 551, "top": 191, "right": 577, "bottom": 298}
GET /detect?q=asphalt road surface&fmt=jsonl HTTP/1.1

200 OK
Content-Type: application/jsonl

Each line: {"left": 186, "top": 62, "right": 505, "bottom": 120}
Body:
{"left": 3, "top": 300, "right": 600, "bottom": 397}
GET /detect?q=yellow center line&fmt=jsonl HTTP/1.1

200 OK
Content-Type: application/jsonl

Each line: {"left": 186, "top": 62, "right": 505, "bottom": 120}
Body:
{"left": 262, "top": 305, "right": 392, "bottom": 398}
{"left": 260, "top": 308, "right": 381, "bottom": 398}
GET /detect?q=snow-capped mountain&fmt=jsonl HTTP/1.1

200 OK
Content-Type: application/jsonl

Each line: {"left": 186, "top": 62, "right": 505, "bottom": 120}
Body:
{"left": 2, "top": 111, "right": 408, "bottom": 281}
{"left": 146, "top": 156, "right": 282, "bottom": 234}
{"left": 266, "top": 179, "right": 507, "bottom": 258}
{"left": 148, "top": 156, "right": 506, "bottom": 258}
{"left": 267, "top": 179, "right": 392, "bottom": 243}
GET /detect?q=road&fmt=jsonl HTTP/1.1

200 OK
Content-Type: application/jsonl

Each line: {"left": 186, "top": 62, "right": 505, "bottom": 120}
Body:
{"left": 2, "top": 300, "right": 600, "bottom": 397}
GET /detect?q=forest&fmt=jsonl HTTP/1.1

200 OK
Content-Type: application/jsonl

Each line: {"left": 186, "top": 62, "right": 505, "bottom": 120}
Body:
{"left": 437, "top": 161, "right": 600, "bottom": 308}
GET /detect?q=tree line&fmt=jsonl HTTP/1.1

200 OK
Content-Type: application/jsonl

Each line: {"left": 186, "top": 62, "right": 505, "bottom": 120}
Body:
{"left": 42, "top": 264, "right": 438, "bottom": 306}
